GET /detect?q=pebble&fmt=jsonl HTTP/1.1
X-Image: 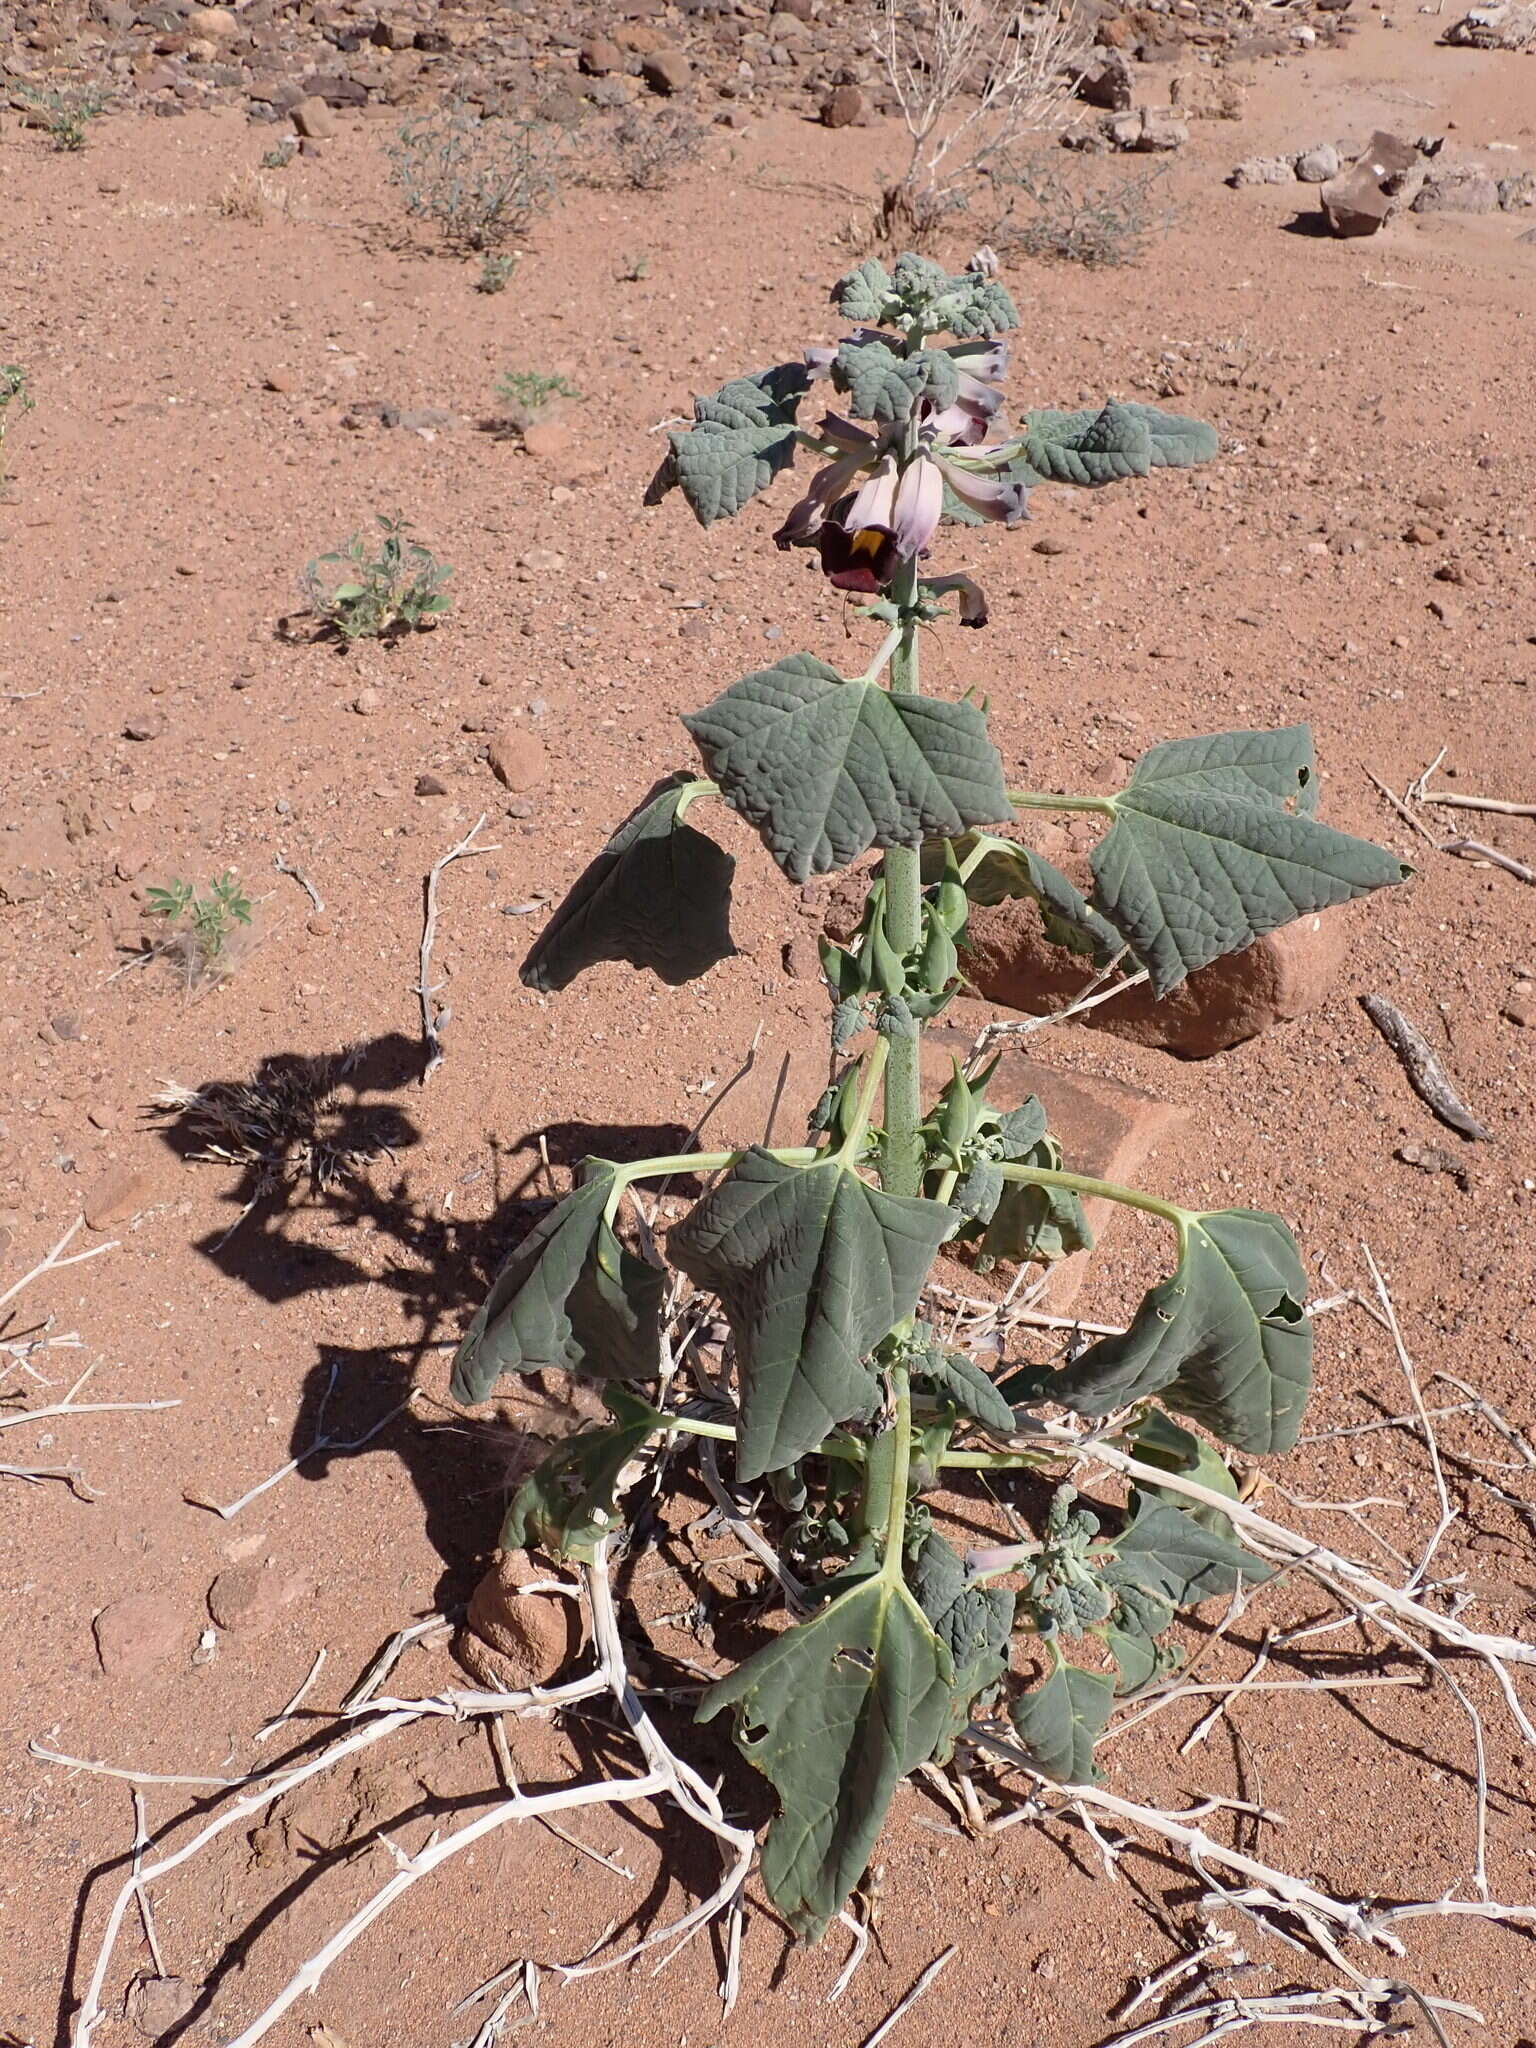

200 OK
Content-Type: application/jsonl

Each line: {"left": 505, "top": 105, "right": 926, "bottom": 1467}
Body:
{"left": 127, "top": 1977, "right": 198, "bottom": 2040}
{"left": 641, "top": 48, "right": 691, "bottom": 94}
{"left": 84, "top": 1163, "right": 157, "bottom": 1229}
{"left": 353, "top": 687, "right": 382, "bottom": 716}
{"left": 820, "top": 83, "right": 864, "bottom": 127}
{"left": 517, "top": 547, "right": 567, "bottom": 576}
{"left": 290, "top": 94, "right": 336, "bottom": 139}
{"left": 487, "top": 729, "right": 547, "bottom": 791}
{"left": 1504, "top": 987, "right": 1534, "bottom": 1028}
{"left": 521, "top": 422, "right": 573, "bottom": 462}
{"left": 414, "top": 771, "right": 449, "bottom": 797}
{"left": 307, "top": 914, "right": 334, "bottom": 937}
{"left": 128, "top": 791, "right": 156, "bottom": 815}
{"left": 208, "top": 1563, "right": 310, "bottom": 1635}
{"left": 49, "top": 1012, "right": 84, "bottom": 1042}
{"left": 123, "top": 716, "right": 163, "bottom": 741}
{"left": 93, "top": 1592, "right": 184, "bottom": 1679}
{"left": 1403, "top": 523, "right": 1440, "bottom": 545}
{"left": 1032, "top": 535, "right": 1071, "bottom": 556}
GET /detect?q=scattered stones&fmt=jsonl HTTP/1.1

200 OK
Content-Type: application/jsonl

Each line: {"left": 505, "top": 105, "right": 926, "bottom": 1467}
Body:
{"left": 207, "top": 1563, "right": 310, "bottom": 1635}
{"left": 487, "top": 729, "right": 547, "bottom": 792}
{"left": 1414, "top": 167, "right": 1500, "bottom": 214}
{"left": 819, "top": 83, "right": 865, "bottom": 127}
{"left": 289, "top": 93, "right": 336, "bottom": 140}
{"left": 1320, "top": 130, "right": 1424, "bottom": 236}
{"left": 1107, "top": 107, "right": 1187, "bottom": 151}
{"left": 640, "top": 48, "right": 691, "bottom": 95}
{"left": 1442, "top": 2, "right": 1536, "bottom": 47}
{"left": 84, "top": 1162, "right": 157, "bottom": 1229}
{"left": 1229, "top": 155, "right": 1296, "bottom": 187}
{"left": 93, "top": 1592, "right": 184, "bottom": 1679}
{"left": 456, "top": 1549, "right": 583, "bottom": 1691}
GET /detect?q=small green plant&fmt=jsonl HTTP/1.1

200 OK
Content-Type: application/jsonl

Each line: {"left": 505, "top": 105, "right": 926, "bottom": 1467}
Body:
{"left": 147, "top": 873, "right": 253, "bottom": 968}
{"left": 990, "top": 155, "right": 1177, "bottom": 268}
{"left": 607, "top": 104, "right": 706, "bottom": 191}
{"left": 388, "top": 106, "right": 563, "bottom": 251}
{"left": 0, "top": 366, "right": 34, "bottom": 485}
{"left": 476, "top": 251, "right": 518, "bottom": 295}
{"left": 302, "top": 514, "right": 452, "bottom": 642}
{"left": 20, "top": 81, "right": 107, "bottom": 152}
{"left": 452, "top": 252, "right": 1411, "bottom": 1947}
{"left": 494, "top": 369, "right": 579, "bottom": 435}
{"left": 260, "top": 137, "right": 297, "bottom": 171}
{"left": 616, "top": 251, "right": 651, "bottom": 282}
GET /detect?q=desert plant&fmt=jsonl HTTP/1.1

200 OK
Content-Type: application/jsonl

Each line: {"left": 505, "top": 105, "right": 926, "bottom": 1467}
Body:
{"left": 302, "top": 514, "right": 452, "bottom": 641}
{"left": 260, "top": 137, "right": 297, "bottom": 171}
{"left": 989, "top": 153, "right": 1176, "bottom": 267}
{"left": 20, "top": 80, "right": 107, "bottom": 151}
{"left": 875, "top": 0, "right": 1089, "bottom": 235}
{"left": 146, "top": 872, "right": 252, "bottom": 973}
{"left": 476, "top": 251, "right": 518, "bottom": 294}
{"left": 607, "top": 104, "right": 706, "bottom": 191}
{"left": 616, "top": 250, "right": 651, "bottom": 282}
{"left": 494, "top": 369, "right": 579, "bottom": 435}
{"left": 450, "top": 251, "right": 1410, "bottom": 1943}
{"left": 387, "top": 105, "right": 563, "bottom": 251}
{"left": 0, "top": 366, "right": 33, "bottom": 484}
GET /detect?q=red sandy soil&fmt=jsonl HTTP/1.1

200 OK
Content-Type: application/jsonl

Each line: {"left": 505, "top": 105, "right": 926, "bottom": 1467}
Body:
{"left": 2, "top": 15, "right": 1535, "bottom": 2048}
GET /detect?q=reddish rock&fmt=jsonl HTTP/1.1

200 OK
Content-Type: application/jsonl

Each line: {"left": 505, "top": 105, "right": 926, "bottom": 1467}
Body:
{"left": 93, "top": 1593, "right": 185, "bottom": 1679}
{"left": 207, "top": 1563, "right": 310, "bottom": 1635}
{"left": 456, "top": 1550, "right": 584, "bottom": 1690}
{"left": 126, "top": 1975, "right": 197, "bottom": 2039}
{"left": 641, "top": 48, "right": 691, "bottom": 94}
{"left": 963, "top": 889, "right": 1350, "bottom": 1059}
{"left": 84, "top": 1162, "right": 158, "bottom": 1229}
{"left": 186, "top": 4, "right": 237, "bottom": 35}
{"left": 487, "top": 729, "right": 547, "bottom": 791}
{"left": 579, "top": 35, "right": 624, "bottom": 74}
{"left": 820, "top": 83, "right": 865, "bottom": 127}
{"left": 290, "top": 93, "right": 336, "bottom": 139}
{"left": 1320, "top": 130, "right": 1422, "bottom": 236}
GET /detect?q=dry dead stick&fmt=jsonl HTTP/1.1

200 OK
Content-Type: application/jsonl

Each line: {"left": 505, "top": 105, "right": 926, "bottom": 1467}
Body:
{"left": 416, "top": 814, "right": 499, "bottom": 1082}
{"left": 1359, "top": 994, "right": 1490, "bottom": 1142}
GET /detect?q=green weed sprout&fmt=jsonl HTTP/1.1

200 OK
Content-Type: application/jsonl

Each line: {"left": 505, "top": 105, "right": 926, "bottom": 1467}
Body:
{"left": 147, "top": 872, "right": 252, "bottom": 972}
{"left": 21, "top": 82, "right": 107, "bottom": 151}
{"left": 451, "top": 255, "right": 1411, "bottom": 1946}
{"left": 302, "top": 514, "right": 452, "bottom": 642}
{"left": 0, "top": 367, "right": 33, "bottom": 485}
{"left": 494, "top": 369, "right": 579, "bottom": 435}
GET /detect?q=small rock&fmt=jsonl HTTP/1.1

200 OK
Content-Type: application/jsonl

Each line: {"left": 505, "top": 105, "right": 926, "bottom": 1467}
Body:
{"left": 517, "top": 546, "right": 567, "bottom": 575}
{"left": 456, "top": 1549, "right": 583, "bottom": 1691}
{"left": 1413, "top": 167, "right": 1500, "bottom": 215}
{"left": 87, "top": 1105, "right": 117, "bottom": 1131}
{"left": 487, "top": 730, "right": 547, "bottom": 792}
{"left": 1032, "top": 535, "right": 1071, "bottom": 556}
{"left": 353, "top": 687, "right": 381, "bottom": 716}
{"left": 123, "top": 716, "right": 164, "bottom": 741}
{"left": 521, "top": 421, "right": 572, "bottom": 461}
{"left": 1294, "top": 142, "right": 1341, "bottom": 183}
{"left": 820, "top": 83, "right": 864, "bottom": 127}
{"left": 185, "top": 3, "right": 236, "bottom": 34}
{"left": 50, "top": 1011, "right": 84, "bottom": 1042}
{"left": 207, "top": 1563, "right": 310, "bottom": 1635}
{"left": 414, "top": 772, "right": 449, "bottom": 798}
{"left": 290, "top": 94, "right": 336, "bottom": 139}
{"left": 1229, "top": 155, "right": 1294, "bottom": 187}
{"left": 579, "top": 34, "right": 623, "bottom": 73}
{"left": 93, "top": 1593, "right": 184, "bottom": 1679}
{"left": 641, "top": 48, "right": 690, "bottom": 94}
{"left": 1502, "top": 996, "right": 1534, "bottom": 1028}
{"left": 126, "top": 1975, "right": 198, "bottom": 2040}
{"left": 1403, "top": 523, "right": 1440, "bottom": 545}
{"left": 128, "top": 791, "right": 156, "bottom": 816}
{"left": 1109, "top": 108, "right": 1186, "bottom": 152}
{"left": 84, "top": 1163, "right": 157, "bottom": 1229}
{"left": 307, "top": 914, "right": 334, "bottom": 937}
{"left": 1077, "top": 49, "right": 1133, "bottom": 111}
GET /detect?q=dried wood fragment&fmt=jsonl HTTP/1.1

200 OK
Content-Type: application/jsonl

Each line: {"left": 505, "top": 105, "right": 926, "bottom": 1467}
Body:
{"left": 1361, "top": 993, "right": 1490, "bottom": 1141}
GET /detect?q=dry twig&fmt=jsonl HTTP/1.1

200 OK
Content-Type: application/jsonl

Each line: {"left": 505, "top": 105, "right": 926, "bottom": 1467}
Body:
{"left": 416, "top": 813, "right": 499, "bottom": 1081}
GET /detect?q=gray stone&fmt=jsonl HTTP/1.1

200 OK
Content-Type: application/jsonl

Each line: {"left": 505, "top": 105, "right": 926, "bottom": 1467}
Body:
{"left": 1294, "top": 142, "right": 1340, "bottom": 183}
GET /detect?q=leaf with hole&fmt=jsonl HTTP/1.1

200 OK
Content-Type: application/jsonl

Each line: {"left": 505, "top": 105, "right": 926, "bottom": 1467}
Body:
{"left": 683, "top": 654, "right": 1011, "bottom": 882}
{"left": 521, "top": 778, "right": 736, "bottom": 993}
{"left": 699, "top": 1562, "right": 953, "bottom": 1939}
{"left": 451, "top": 1164, "right": 663, "bottom": 1404}
{"left": 1090, "top": 727, "right": 1409, "bottom": 994}
{"left": 668, "top": 1149, "right": 955, "bottom": 1480}
{"left": 1014, "top": 1208, "right": 1311, "bottom": 1455}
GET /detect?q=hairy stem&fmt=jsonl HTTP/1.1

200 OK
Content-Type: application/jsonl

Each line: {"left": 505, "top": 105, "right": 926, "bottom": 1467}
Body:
{"left": 996, "top": 1160, "right": 1188, "bottom": 1236}
{"left": 876, "top": 1368, "right": 915, "bottom": 1578}
{"left": 880, "top": 552, "right": 925, "bottom": 1200}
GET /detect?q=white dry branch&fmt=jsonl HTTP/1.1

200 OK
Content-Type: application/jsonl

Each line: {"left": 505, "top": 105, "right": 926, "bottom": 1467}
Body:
{"left": 61, "top": 1543, "right": 753, "bottom": 2048}
{"left": 416, "top": 813, "right": 499, "bottom": 1081}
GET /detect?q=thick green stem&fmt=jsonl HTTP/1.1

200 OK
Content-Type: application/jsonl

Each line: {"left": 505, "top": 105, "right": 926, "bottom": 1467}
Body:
{"left": 876, "top": 1367, "right": 915, "bottom": 1579}
{"left": 996, "top": 1159, "right": 1190, "bottom": 1238}
{"left": 880, "top": 552, "right": 925, "bottom": 1200}
{"left": 1007, "top": 790, "right": 1116, "bottom": 817}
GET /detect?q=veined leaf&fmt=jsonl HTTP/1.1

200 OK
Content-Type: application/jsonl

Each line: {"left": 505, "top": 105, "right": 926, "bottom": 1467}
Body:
{"left": 521, "top": 777, "right": 736, "bottom": 993}
{"left": 911, "top": 1532, "right": 1014, "bottom": 1760}
{"left": 502, "top": 1386, "right": 661, "bottom": 1563}
{"left": 1016, "top": 1208, "right": 1311, "bottom": 1455}
{"left": 978, "top": 1139, "right": 1092, "bottom": 1268}
{"left": 832, "top": 340, "right": 959, "bottom": 422}
{"left": 1101, "top": 1494, "right": 1273, "bottom": 1637}
{"left": 1014, "top": 400, "right": 1217, "bottom": 487}
{"left": 912, "top": 1344, "right": 1018, "bottom": 1435}
{"left": 451, "top": 1164, "right": 663, "bottom": 1404}
{"left": 1008, "top": 1658, "right": 1115, "bottom": 1783}
{"left": 951, "top": 832, "right": 1121, "bottom": 965}
{"left": 645, "top": 363, "right": 812, "bottom": 526}
{"left": 699, "top": 1564, "right": 953, "bottom": 1939}
{"left": 668, "top": 1149, "right": 954, "bottom": 1480}
{"left": 1090, "top": 728, "right": 1409, "bottom": 994}
{"left": 683, "top": 654, "right": 1011, "bottom": 882}
{"left": 1124, "top": 1408, "right": 1240, "bottom": 1535}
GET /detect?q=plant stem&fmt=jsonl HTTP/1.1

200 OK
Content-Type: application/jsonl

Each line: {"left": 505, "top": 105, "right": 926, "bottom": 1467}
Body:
{"left": 880, "top": 550, "right": 925, "bottom": 1200}
{"left": 996, "top": 1160, "right": 1189, "bottom": 1237}
{"left": 1006, "top": 790, "right": 1116, "bottom": 817}
{"left": 618, "top": 1145, "right": 820, "bottom": 1186}
{"left": 877, "top": 1368, "right": 915, "bottom": 1579}
{"left": 834, "top": 1036, "right": 890, "bottom": 1167}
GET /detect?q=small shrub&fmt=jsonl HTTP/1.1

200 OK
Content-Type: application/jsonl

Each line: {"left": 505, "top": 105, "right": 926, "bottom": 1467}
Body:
{"left": 387, "top": 106, "right": 563, "bottom": 251}
{"left": 495, "top": 370, "right": 579, "bottom": 436}
{"left": 607, "top": 105, "right": 706, "bottom": 191}
{"left": 616, "top": 251, "right": 651, "bottom": 282}
{"left": 0, "top": 366, "right": 34, "bottom": 485}
{"left": 20, "top": 81, "right": 107, "bottom": 152}
{"left": 146, "top": 873, "right": 253, "bottom": 981}
{"left": 302, "top": 513, "right": 452, "bottom": 642}
{"left": 989, "top": 156, "right": 1176, "bottom": 268}
{"left": 260, "top": 138, "right": 297, "bottom": 171}
{"left": 217, "top": 167, "right": 291, "bottom": 224}
{"left": 476, "top": 252, "right": 518, "bottom": 294}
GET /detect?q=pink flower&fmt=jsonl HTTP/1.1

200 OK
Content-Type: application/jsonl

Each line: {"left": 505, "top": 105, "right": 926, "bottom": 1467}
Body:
{"left": 817, "top": 453, "right": 945, "bottom": 593}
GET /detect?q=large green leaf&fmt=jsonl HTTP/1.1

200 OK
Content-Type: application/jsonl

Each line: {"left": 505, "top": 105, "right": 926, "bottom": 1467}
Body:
{"left": 979, "top": 1142, "right": 1093, "bottom": 1268}
{"left": 832, "top": 340, "right": 959, "bottom": 422}
{"left": 1090, "top": 728, "right": 1410, "bottom": 994}
{"left": 683, "top": 654, "right": 1011, "bottom": 882}
{"left": 951, "top": 831, "right": 1122, "bottom": 965}
{"left": 521, "top": 778, "right": 736, "bottom": 993}
{"left": 668, "top": 1149, "right": 954, "bottom": 1479}
{"left": 1008, "top": 1658, "right": 1115, "bottom": 1783}
{"left": 911, "top": 1532, "right": 1015, "bottom": 1760}
{"left": 451, "top": 1164, "right": 663, "bottom": 1404}
{"left": 502, "top": 1386, "right": 661, "bottom": 1563}
{"left": 645, "top": 364, "right": 812, "bottom": 526}
{"left": 1013, "top": 1208, "right": 1312, "bottom": 1455}
{"left": 1014, "top": 400, "right": 1217, "bottom": 487}
{"left": 699, "top": 1565, "right": 953, "bottom": 1939}
{"left": 1123, "top": 1408, "right": 1240, "bottom": 1535}
{"left": 1100, "top": 1495, "right": 1273, "bottom": 1638}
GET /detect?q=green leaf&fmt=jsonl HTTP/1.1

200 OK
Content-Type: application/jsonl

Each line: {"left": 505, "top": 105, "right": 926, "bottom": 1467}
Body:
{"left": 911, "top": 1533, "right": 1014, "bottom": 1761}
{"left": 683, "top": 655, "right": 1012, "bottom": 883}
{"left": 694, "top": 362, "right": 813, "bottom": 432}
{"left": 1091, "top": 727, "right": 1410, "bottom": 994}
{"left": 831, "top": 341, "right": 959, "bottom": 423}
{"left": 832, "top": 257, "right": 892, "bottom": 325}
{"left": 912, "top": 1344, "right": 1018, "bottom": 1435}
{"left": 1022, "top": 1208, "right": 1311, "bottom": 1455}
{"left": 1103, "top": 1618, "right": 1168, "bottom": 1695}
{"left": 954, "top": 1155, "right": 1005, "bottom": 1223}
{"left": 699, "top": 1564, "right": 954, "bottom": 1939}
{"left": 502, "top": 1386, "right": 661, "bottom": 1563}
{"left": 1008, "top": 1658, "right": 1115, "bottom": 1783}
{"left": 669, "top": 1149, "right": 954, "bottom": 1480}
{"left": 1100, "top": 1495, "right": 1273, "bottom": 1638}
{"left": 951, "top": 833, "right": 1122, "bottom": 965}
{"left": 1124, "top": 1409, "right": 1240, "bottom": 1535}
{"left": 451, "top": 1164, "right": 663, "bottom": 1404}
{"left": 979, "top": 1140, "right": 1092, "bottom": 1267}
{"left": 645, "top": 363, "right": 811, "bottom": 525}
{"left": 1014, "top": 400, "right": 1217, "bottom": 487}
{"left": 521, "top": 777, "right": 736, "bottom": 994}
